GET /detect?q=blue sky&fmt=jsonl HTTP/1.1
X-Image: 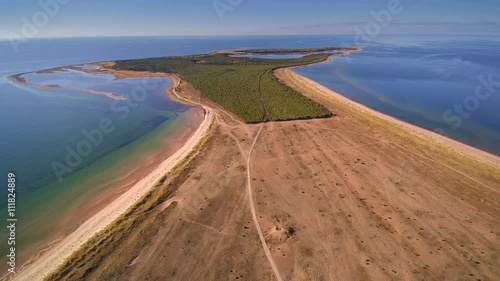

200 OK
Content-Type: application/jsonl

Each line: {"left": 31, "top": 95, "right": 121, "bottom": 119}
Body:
{"left": 1, "top": 0, "right": 499, "bottom": 38}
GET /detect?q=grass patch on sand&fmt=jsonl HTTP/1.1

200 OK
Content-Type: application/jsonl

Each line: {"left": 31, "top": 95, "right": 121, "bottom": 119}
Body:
{"left": 45, "top": 122, "right": 215, "bottom": 281}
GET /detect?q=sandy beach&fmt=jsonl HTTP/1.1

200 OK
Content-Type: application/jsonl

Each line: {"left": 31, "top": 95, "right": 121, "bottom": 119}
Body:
{"left": 7, "top": 107, "right": 203, "bottom": 275}
{"left": 278, "top": 68, "right": 500, "bottom": 168}
{"left": 11, "top": 73, "right": 215, "bottom": 280}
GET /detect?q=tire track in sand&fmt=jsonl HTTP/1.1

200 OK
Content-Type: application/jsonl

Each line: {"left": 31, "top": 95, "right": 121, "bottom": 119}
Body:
{"left": 245, "top": 71, "right": 283, "bottom": 281}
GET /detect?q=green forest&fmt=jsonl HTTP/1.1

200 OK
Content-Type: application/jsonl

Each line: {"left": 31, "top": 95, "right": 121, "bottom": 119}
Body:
{"left": 113, "top": 49, "right": 343, "bottom": 123}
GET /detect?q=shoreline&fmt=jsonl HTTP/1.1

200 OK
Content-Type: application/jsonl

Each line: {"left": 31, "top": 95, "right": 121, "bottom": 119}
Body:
{"left": 12, "top": 70, "right": 215, "bottom": 280}
{"left": 276, "top": 67, "right": 500, "bottom": 168}
{"left": 288, "top": 50, "right": 500, "bottom": 167}
{"left": 10, "top": 47, "right": 499, "bottom": 279}
{"left": 12, "top": 107, "right": 202, "bottom": 273}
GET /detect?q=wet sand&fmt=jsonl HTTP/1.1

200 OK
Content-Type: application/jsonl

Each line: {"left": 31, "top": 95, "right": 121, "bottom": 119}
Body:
{"left": 13, "top": 105, "right": 213, "bottom": 280}
{"left": 14, "top": 108, "right": 204, "bottom": 273}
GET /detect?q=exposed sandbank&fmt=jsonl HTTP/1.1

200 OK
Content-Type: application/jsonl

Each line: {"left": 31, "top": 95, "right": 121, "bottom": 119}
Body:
{"left": 7, "top": 71, "right": 126, "bottom": 101}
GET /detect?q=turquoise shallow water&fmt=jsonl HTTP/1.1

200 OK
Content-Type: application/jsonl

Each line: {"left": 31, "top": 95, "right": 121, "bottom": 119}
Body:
{"left": 2, "top": 70, "right": 189, "bottom": 199}
{"left": 0, "top": 67, "right": 193, "bottom": 265}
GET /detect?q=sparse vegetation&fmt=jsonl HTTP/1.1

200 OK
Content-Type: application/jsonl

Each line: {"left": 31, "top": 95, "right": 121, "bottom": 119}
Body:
{"left": 44, "top": 123, "right": 215, "bottom": 281}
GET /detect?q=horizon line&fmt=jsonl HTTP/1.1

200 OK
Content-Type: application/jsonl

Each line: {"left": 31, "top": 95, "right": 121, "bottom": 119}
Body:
{"left": 1, "top": 33, "right": 500, "bottom": 41}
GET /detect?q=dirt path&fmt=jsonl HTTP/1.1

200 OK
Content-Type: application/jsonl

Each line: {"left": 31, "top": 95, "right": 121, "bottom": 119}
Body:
{"left": 246, "top": 122, "right": 283, "bottom": 281}
{"left": 222, "top": 70, "right": 283, "bottom": 281}
{"left": 244, "top": 71, "right": 283, "bottom": 281}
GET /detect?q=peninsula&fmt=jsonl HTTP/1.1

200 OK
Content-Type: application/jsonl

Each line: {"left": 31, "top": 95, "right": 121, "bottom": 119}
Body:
{"left": 13, "top": 47, "right": 500, "bottom": 281}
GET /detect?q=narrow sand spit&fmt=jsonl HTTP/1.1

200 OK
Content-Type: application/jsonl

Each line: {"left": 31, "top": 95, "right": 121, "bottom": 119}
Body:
{"left": 278, "top": 68, "right": 500, "bottom": 168}
{"left": 12, "top": 52, "right": 500, "bottom": 280}
{"left": 7, "top": 73, "right": 126, "bottom": 101}
{"left": 13, "top": 87, "right": 214, "bottom": 281}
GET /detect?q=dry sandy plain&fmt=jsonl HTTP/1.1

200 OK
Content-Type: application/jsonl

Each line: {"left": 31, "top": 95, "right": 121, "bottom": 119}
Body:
{"left": 15, "top": 62, "right": 500, "bottom": 280}
{"left": 132, "top": 71, "right": 500, "bottom": 281}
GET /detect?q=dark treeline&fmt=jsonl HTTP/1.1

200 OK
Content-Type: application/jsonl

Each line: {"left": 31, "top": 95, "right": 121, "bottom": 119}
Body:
{"left": 113, "top": 49, "right": 348, "bottom": 123}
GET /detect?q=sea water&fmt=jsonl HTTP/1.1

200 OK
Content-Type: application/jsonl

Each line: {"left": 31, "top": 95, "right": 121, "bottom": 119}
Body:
{"left": 0, "top": 35, "right": 499, "bottom": 267}
{"left": 295, "top": 35, "right": 500, "bottom": 155}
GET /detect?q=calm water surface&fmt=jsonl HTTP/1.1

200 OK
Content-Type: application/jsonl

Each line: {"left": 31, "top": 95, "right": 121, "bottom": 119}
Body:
{"left": 0, "top": 35, "right": 498, "bottom": 262}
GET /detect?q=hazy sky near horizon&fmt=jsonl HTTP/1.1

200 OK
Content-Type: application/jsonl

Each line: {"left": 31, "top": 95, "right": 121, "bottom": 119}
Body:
{"left": 1, "top": 0, "right": 500, "bottom": 39}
